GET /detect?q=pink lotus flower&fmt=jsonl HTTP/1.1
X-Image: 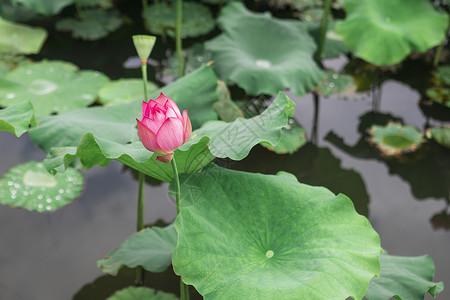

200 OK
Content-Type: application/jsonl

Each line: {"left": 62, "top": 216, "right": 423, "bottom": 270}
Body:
{"left": 137, "top": 93, "right": 192, "bottom": 163}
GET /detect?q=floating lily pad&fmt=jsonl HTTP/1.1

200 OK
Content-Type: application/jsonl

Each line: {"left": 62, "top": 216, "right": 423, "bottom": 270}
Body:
{"left": 11, "top": 0, "right": 75, "bottom": 16}
{"left": 144, "top": 2, "right": 215, "bottom": 38}
{"left": 56, "top": 9, "right": 123, "bottom": 41}
{"left": 426, "top": 65, "right": 450, "bottom": 108}
{"left": 426, "top": 126, "right": 450, "bottom": 148}
{"left": 206, "top": 2, "right": 324, "bottom": 96}
{"left": 315, "top": 70, "right": 356, "bottom": 97}
{"left": 172, "top": 164, "right": 381, "bottom": 299}
{"left": 0, "top": 17, "right": 47, "bottom": 54}
{"left": 0, "top": 60, "right": 109, "bottom": 117}
{"left": 262, "top": 118, "right": 306, "bottom": 154}
{"left": 0, "top": 161, "right": 84, "bottom": 212}
{"left": 213, "top": 80, "right": 243, "bottom": 122}
{"left": 98, "top": 79, "right": 158, "bottom": 105}
{"left": 365, "top": 252, "right": 443, "bottom": 300}
{"left": 108, "top": 287, "right": 178, "bottom": 300}
{"left": 368, "top": 122, "right": 425, "bottom": 156}
{"left": 98, "top": 225, "right": 177, "bottom": 275}
{"left": 0, "top": 100, "right": 36, "bottom": 137}
{"left": 336, "top": 0, "right": 449, "bottom": 65}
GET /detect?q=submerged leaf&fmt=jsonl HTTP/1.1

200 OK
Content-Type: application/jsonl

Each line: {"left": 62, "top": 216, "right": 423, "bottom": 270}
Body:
{"left": 98, "top": 225, "right": 177, "bottom": 275}
{"left": 0, "top": 161, "right": 84, "bottom": 212}
{"left": 56, "top": 9, "right": 123, "bottom": 41}
{"left": 107, "top": 287, "right": 178, "bottom": 300}
{"left": 0, "top": 60, "right": 109, "bottom": 117}
{"left": 144, "top": 2, "right": 215, "bottom": 38}
{"left": 368, "top": 122, "right": 425, "bottom": 156}
{"left": 336, "top": 0, "right": 449, "bottom": 65}
{"left": 206, "top": 2, "right": 324, "bottom": 96}
{"left": 365, "top": 252, "right": 444, "bottom": 300}
{"left": 172, "top": 164, "right": 381, "bottom": 299}
{"left": 0, "top": 100, "right": 36, "bottom": 137}
{"left": 0, "top": 17, "right": 47, "bottom": 54}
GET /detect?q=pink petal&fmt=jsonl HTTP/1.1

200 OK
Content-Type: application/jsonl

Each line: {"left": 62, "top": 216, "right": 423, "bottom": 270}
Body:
{"left": 156, "top": 117, "right": 184, "bottom": 153}
{"left": 156, "top": 153, "right": 174, "bottom": 163}
{"left": 155, "top": 92, "right": 171, "bottom": 106}
{"left": 141, "top": 114, "right": 164, "bottom": 134}
{"left": 149, "top": 99, "right": 165, "bottom": 112}
{"left": 137, "top": 118, "right": 166, "bottom": 154}
{"left": 142, "top": 101, "right": 149, "bottom": 119}
{"left": 182, "top": 110, "right": 192, "bottom": 143}
{"left": 166, "top": 107, "right": 178, "bottom": 119}
{"left": 165, "top": 98, "right": 182, "bottom": 118}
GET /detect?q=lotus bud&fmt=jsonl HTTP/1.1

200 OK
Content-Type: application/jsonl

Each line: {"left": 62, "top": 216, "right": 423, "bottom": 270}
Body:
{"left": 137, "top": 93, "right": 192, "bottom": 163}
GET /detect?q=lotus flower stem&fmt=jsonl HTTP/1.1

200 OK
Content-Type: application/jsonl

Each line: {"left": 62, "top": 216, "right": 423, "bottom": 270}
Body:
{"left": 171, "top": 156, "right": 190, "bottom": 300}
{"left": 176, "top": 0, "right": 184, "bottom": 77}
{"left": 141, "top": 62, "right": 148, "bottom": 101}
{"left": 315, "top": 0, "right": 332, "bottom": 64}
{"left": 135, "top": 171, "right": 146, "bottom": 285}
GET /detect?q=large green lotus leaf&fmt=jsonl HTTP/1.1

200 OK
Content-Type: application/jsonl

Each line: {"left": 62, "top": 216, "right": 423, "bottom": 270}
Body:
{"left": 0, "top": 100, "right": 36, "bottom": 137}
{"left": 336, "top": 0, "right": 449, "bottom": 66}
{"left": 144, "top": 2, "right": 215, "bottom": 38}
{"left": 0, "top": 17, "right": 47, "bottom": 54}
{"left": 206, "top": 2, "right": 325, "bottom": 96}
{"left": 426, "top": 126, "right": 450, "bottom": 148}
{"left": 98, "top": 225, "right": 177, "bottom": 275}
{"left": 0, "top": 161, "right": 84, "bottom": 212}
{"left": 172, "top": 164, "right": 381, "bottom": 299}
{"left": 0, "top": 60, "right": 109, "bottom": 117}
{"left": 12, "top": 0, "right": 74, "bottom": 15}
{"left": 108, "top": 287, "right": 178, "bottom": 300}
{"left": 426, "top": 65, "right": 450, "bottom": 108}
{"left": 180, "top": 92, "right": 295, "bottom": 160}
{"left": 55, "top": 9, "right": 123, "bottom": 41}
{"left": 365, "top": 252, "right": 443, "bottom": 300}
{"left": 98, "top": 79, "right": 158, "bottom": 106}
{"left": 368, "top": 122, "right": 425, "bottom": 156}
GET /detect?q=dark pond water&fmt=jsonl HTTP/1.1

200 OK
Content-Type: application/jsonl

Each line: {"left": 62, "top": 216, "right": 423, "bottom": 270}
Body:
{"left": 0, "top": 2, "right": 449, "bottom": 300}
